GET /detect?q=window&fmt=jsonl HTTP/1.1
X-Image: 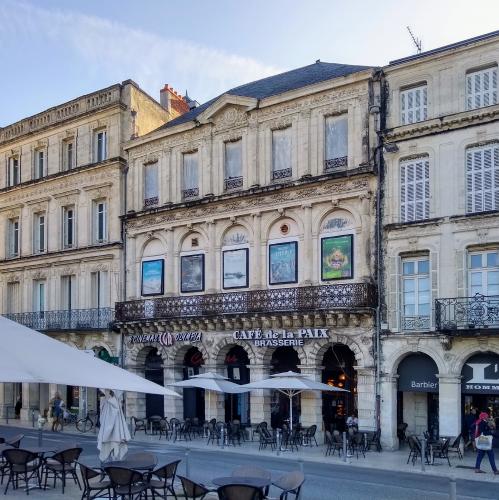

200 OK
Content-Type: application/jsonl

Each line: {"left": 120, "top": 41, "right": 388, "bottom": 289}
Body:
{"left": 8, "top": 157, "right": 20, "bottom": 187}
{"left": 33, "top": 213, "right": 46, "bottom": 253}
{"left": 469, "top": 250, "right": 499, "bottom": 296}
{"left": 63, "top": 140, "right": 74, "bottom": 171}
{"left": 6, "top": 282, "right": 20, "bottom": 314}
{"left": 466, "top": 144, "right": 499, "bottom": 213}
{"left": 400, "top": 157, "right": 430, "bottom": 222}
{"left": 33, "top": 280, "right": 46, "bottom": 313}
{"left": 91, "top": 271, "right": 109, "bottom": 308}
{"left": 400, "top": 85, "right": 428, "bottom": 125}
{"left": 401, "top": 257, "right": 430, "bottom": 330}
{"left": 94, "top": 130, "right": 107, "bottom": 162}
{"left": 143, "top": 162, "right": 159, "bottom": 207}
{"left": 34, "top": 150, "right": 45, "bottom": 179}
{"left": 466, "top": 67, "right": 498, "bottom": 110}
{"left": 93, "top": 201, "right": 107, "bottom": 243}
{"left": 61, "top": 275, "right": 76, "bottom": 310}
{"left": 8, "top": 218, "right": 20, "bottom": 257}
{"left": 224, "top": 140, "right": 243, "bottom": 190}
{"left": 182, "top": 152, "right": 199, "bottom": 199}
{"left": 324, "top": 116, "right": 348, "bottom": 171}
{"left": 272, "top": 128, "right": 292, "bottom": 180}
{"left": 62, "top": 206, "right": 75, "bottom": 249}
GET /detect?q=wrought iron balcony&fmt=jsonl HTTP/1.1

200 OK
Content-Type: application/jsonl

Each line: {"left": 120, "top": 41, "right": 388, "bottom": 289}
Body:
{"left": 435, "top": 293, "right": 499, "bottom": 333}
{"left": 115, "top": 283, "right": 376, "bottom": 323}
{"left": 224, "top": 176, "right": 243, "bottom": 190}
{"left": 4, "top": 308, "right": 115, "bottom": 331}
{"left": 144, "top": 196, "right": 159, "bottom": 208}
{"left": 324, "top": 156, "right": 348, "bottom": 172}
{"left": 401, "top": 315, "right": 431, "bottom": 331}
{"left": 271, "top": 168, "right": 292, "bottom": 180}
{"left": 182, "top": 188, "right": 199, "bottom": 200}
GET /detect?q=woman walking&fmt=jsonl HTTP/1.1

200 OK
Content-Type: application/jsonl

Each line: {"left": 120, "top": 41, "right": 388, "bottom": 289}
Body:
{"left": 475, "top": 411, "right": 499, "bottom": 474}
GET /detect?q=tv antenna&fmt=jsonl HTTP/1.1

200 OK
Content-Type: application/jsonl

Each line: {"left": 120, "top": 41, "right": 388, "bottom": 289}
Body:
{"left": 407, "top": 26, "right": 422, "bottom": 54}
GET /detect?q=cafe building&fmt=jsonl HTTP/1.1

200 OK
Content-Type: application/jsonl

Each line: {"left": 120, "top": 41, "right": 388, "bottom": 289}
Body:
{"left": 115, "top": 61, "right": 381, "bottom": 436}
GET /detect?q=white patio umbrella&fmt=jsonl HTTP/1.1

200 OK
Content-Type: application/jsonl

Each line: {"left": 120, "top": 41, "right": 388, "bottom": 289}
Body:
{"left": 0, "top": 315, "right": 179, "bottom": 396}
{"left": 243, "top": 370, "right": 349, "bottom": 430}
{"left": 168, "top": 372, "right": 249, "bottom": 420}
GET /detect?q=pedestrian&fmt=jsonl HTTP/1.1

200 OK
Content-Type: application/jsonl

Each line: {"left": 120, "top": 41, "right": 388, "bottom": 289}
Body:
{"left": 14, "top": 396, "right": 22, "bottom": 419}
{"left": 474, "top": 411, "right": 499, "bottom": 474}
{"left": 464, "top": 408, "right": 477, "bottom": 449}
{"left": 50, "top": 392, "right": 64, "bottom": 432}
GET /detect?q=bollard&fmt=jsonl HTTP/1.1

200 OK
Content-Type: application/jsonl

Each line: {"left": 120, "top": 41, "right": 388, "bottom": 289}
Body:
{"left": 37, "top": 414, "right": 46, "bottom": 447}
{"left": 298, "top": 458, "right": 304, "bottom": 473}
{"left": 276, "top": 429, "right": 281, "bottom": 456}
{"left": 342, "top": 431, "right": 348, "bottom": 463}
{"left": 449, "top": 476, "right": 456, "bottom": 500}
{"left": 32, "top": 410, "right": 36, "bottom": 428}
{"left": 421, "top": 436, "right": 426, "bottom": 472}
{"left": 185, "top": 448, "right": 191, "bottom": 477}
{"left": 221, "top": 425, "right": 225, "bottom": 449}
{"left": 173, "top": 422, "right": 178, "bottom": 442}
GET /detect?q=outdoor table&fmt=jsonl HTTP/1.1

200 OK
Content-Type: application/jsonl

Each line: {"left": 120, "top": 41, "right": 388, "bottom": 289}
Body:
{"left": 105, "top": 455, "right": 158, "bottom": 471}
{"left": 0, "top": 444, "right": 12, "bottom": 455}
{"left": 23, "top": 445, "right": 57, "bottom": 456}
{"left": 212, "top": 476, "right": 271, "bottom": 489}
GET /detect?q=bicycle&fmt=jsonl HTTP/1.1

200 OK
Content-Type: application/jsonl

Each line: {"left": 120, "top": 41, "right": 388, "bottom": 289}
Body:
{"left": 76, "top": 411, "right": 98, "bottom": 433}
{"left": 64, "top": 410, "right": 78, "bottom": 425}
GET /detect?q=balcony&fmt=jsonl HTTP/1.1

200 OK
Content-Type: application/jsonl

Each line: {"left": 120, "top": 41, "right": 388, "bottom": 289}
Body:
{"left": 144, "top": 196, "right": 159, "bottom": 208}
{"left": 224, "top": 176, "right": 243, "bottom": 191}
{"left": 271, "top": 168, "right": 292, "bottom": 181}
{"left": 4, "top": 308, "right": 115, "bottom": 332}
{"left": 115, "top": 283, "right": 376, "bottom": 323}
{"left": 182, "top": 188, "right": 199, "bottom": 200}
{"left": 435, "top": 293, "right": 499, "bottom": 334}
{"left": 324, "top": 156, "right": 348, "bottom": 173}
{"left": 401, "top": 315, "right": 431, "bottom": 331}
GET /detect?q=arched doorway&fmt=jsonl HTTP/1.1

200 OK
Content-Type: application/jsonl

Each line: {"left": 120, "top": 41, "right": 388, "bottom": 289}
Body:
{"left": 224, "top": 346, "right": 250, "bottom": 424}
{"left": 322, "top": 344, "right": 357, "bottom": 432}
{"left": 183, "top": 347, "right": 205, "bottom": 420}
{"left": 270, "top": 347, "right": 300, "bottom": 429}
{"left": 145, "top": 348, "right": 164, "bottom": 417}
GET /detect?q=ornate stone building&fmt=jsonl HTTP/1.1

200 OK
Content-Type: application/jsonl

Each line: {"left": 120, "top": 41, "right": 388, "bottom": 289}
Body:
{"left": 379, "top": 30, "right": 499, "bottom": 448}
{"left": 0, "top": 81, "right": 187, "bottom": 419}
{"left": 115, "top": 62, "right": 380, "bottom": 436}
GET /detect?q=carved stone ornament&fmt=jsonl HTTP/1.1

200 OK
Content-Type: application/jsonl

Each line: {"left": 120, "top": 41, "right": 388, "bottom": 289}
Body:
{"left": 32, "top": 271, "right": 46, "bottom": 280}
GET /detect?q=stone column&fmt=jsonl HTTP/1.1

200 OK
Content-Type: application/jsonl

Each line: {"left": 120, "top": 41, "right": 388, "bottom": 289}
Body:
{"left": 247, "top": 124, "right": 259, "bottom": 187}
{"left": 165, "top": 229, "right": 175, "bottom": 296}
{"left": 380, "top": 374, "right": 398, "bottom": 450}
{"left": 299, "top": 366, "right": 323, "bottom": 440}
{"left": 297, "top": 110, "right": 311, "bottom": 178}
{"left": 125, "top": 367, "right": 146, "bottom": 419}
{"left": 0, "top": 384, "right": 8, "bottom": 419}
{"left": 206, "top": 221, "right": 216, "bottom": 293}
{"left": 301, "top": 204, "right": 313, "bottom": 285}
{"left": 438, "top": 374, "right": 461, "bottom": 438}
{"left": 249, "top": 364, "right": 271, "bottom": 425}
{"left": 356, "top": 366, "right": 376, "bottom": 431}
{"left": 164, "top": 365, "right": 183, "bottom": 420}
{"left": 20, "top": 383, "right": 40, "bottom": 421}
{"left": 251, "top": 213, "right": 262, "bottom": 289}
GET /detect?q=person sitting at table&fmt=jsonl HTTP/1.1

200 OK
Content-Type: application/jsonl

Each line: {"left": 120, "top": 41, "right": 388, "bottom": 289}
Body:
{"left": 346, "top": 412, "right": 358, "bottom": 430}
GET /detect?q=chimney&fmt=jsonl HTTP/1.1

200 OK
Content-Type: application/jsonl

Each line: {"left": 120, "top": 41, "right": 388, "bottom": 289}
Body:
{"left": 160, "top": 84, "right": 172, "bottom": 112}
{"left": 159, "top": 84, "right": 189, "bottom": 117}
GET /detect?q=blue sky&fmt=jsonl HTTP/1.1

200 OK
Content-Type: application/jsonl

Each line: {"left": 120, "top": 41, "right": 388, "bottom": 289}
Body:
{"left": 1, "top": 0, "right": 498, "bottom": 126}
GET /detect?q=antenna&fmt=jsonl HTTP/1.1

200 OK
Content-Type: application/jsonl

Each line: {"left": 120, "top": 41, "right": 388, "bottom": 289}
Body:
{"left": 407, "top": 26, "right": 422, "bottom": 54}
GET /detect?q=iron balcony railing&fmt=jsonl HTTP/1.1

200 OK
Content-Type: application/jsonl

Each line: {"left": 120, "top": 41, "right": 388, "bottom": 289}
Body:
{"left": 4, "top": 308, "right": 115, "bottom": 331}
{"left": 401, "top": 315, "right": 431, "bottom": 331}
{"left": 115, "top": 283, "right": 376, "bottom": 322}
{"left": 324, "top": 156, "right": 348, "bottom": 172}
{"left": 435, "top": 293, "right": 499, "bottom": 332}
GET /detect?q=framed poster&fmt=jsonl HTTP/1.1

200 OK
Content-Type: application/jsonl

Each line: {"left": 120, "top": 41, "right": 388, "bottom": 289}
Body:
{"left": 268, "top": 241, "right": 298, "bottom": 285}
{"left": 141, "top": 259, "right": 164, "bottom": 296}
{"left": 223, "top": 248, "right": 249, "bottom": 289}
{"left": 321, "top": 234, "right": 353, "bottom": 280}
{"left": 181, "top": 254, "right": 205, "bottom": 293}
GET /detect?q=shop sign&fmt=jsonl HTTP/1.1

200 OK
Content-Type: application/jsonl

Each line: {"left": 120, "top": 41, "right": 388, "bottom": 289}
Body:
{"left": 127, "top": 331, "right": 202, "bottom": 347}
{"left": 462, "top": 353, "right": 499, "bottom": 394}
{"left": 233, "top": 328, "right": 329, "bottom": 347}
{"left": 398, "top": 354, "right": 439, "bottom": 393}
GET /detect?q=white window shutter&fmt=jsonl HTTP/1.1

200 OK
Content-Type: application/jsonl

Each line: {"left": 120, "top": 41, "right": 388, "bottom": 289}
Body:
{"left": 400, "top": 85, "right": 428, "bottom": 125}
{"left": 400, "top": 158, "right": 430, "bottom": 222}
{"left": 467, "top": 67, "right": 498, "bottom": 110}
{"left": 466, "top": 144, "right": 499, "bottom": 213}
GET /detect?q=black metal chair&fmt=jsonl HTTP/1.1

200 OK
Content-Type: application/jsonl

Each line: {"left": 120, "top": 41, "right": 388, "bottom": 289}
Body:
{"left": 178, "top": 475, "right": 214, "bottom": 499}
{"left": 207, "top": 423, "right": 221, "bottom": 446}
{"left": 252, "top": 422, "right": 267, "bottom": 442}
{"left": 79, "top": 462, "right": 112, "bottom": 500}
{"left": 406, "top": 435, "right": 430, "bottom": 465}
{"left": 159, "top": 418, "right": 169, "bottom": 440}
{"left": 272, "top": 471, "right": 305, "bottom": 500}
{"left": 131, "top": 416, "right": 148, "bottom": 437}
{"left": 5, "top": 433, "right": 24, "bottom": 448}
{"left": 366, "top": 429, "right": 382, "bottom": 452}
{"left": 217, "top": 483, "right": 264, "bottom": 500}
{"left": 431, "top": 438, "right": 451, "bottom": 467}
{"left": 149, "top": 415, "right": 163, "bottom": 435}
{"left": 3, "top": 448, "right": 41, "bottom": 495}
{"left": 349, "top": 432, "right": 366, "bottom": 459}
{"left": 232, "top": 465, "right": 271, "bottom": 496}
{"left": 448, "top": 434, "right": 463, "bottom": 460}
{"left": 146, "top": 459, "right": 181, "bottom": 499}
{"left": 43, "top": 446, "right": 82, "bottom": 494}
{"left": 105, "top": 466, "right": 147, "bottom": 500}
{"left": 302, "top": 425, "right": 318, "bottom": 447}
{"left": 259, "top": 428, "right": 276, "bottom": 451}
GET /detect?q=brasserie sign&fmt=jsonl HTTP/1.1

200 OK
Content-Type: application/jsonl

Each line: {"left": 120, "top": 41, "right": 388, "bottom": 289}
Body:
{"left": 127, "top": 331, "right": 202, "bottom": 347}
{"left": 233, "top": 328, "right": 329, "bottom": 347}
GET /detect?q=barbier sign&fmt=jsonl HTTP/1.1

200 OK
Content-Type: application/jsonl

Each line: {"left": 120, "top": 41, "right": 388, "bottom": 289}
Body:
{"left": 233, "top": 328, "right": 329, "bottom": 347}
{"left": 127, "top": 331, "right": 202, "bottom": 347}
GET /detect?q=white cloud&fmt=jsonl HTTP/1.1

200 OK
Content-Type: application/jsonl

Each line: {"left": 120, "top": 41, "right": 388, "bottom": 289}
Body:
{"left": 0, "top": 1, "right": 282, "bottom": 103}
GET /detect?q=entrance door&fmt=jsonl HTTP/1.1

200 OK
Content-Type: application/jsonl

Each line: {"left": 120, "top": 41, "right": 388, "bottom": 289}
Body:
{"left": 183, "top": 347, "right": 205, "bottom": 420}
{"left": 224, "top": 346, "right": 250, "bottom": 424}
{"left": 145, "top": 349, "right": 164, "bottom": 418}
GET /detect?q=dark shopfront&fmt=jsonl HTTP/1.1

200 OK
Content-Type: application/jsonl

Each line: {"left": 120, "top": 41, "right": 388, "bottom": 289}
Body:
{"left": 224, "top": 345, "right": 250, "bottom": 424}
{"left": 397, "top": 353, "right": 439, "bottom": 439}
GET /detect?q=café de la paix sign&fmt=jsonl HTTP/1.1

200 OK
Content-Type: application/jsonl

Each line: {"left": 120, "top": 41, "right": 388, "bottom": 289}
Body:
{"left": 233, "top": 328, "right": 329, "bottom": 347}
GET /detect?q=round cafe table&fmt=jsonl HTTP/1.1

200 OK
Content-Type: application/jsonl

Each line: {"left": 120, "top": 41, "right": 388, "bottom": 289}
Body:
{"left": 212, "top": 476, "right": 271, "bottom": 489}
{"left": 104, "top": 454, "right": 158, "bottom": 471}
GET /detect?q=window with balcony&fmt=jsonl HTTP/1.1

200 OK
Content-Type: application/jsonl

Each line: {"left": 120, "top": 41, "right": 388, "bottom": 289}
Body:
{"left": 400, "top": 84, "right": 428, "bottom": 125}
{"left": 91, "top": 270, "right": 109, "bottom": 308}
{"left": 93, "top": 201, "right": 107, "bottom": 243}
{"left": 143, "top": 162, "right": 159, "bottom": 207}
{"left": 224, "top": 139, "right": 243, "bottom": 190}
{"left": 272, "top": 128, "right": 292, "bottom": 180}
{"left": 62, "top": 206, "right": 75, "bottom": 249}
{"left": 182, "top": 152, "right": 199, "bottom": 199}
{"left": 466, "top": 66, "right": 497, "bottom": 110}
{"left": 94, "top": 130, "right": 107, "bottom": 162}
{"left": 8, "top": 157, "right": 20, "bottom": 187}
{"left": 34, "top": 150, "right": 45, "bottom": 180}
{"left": 8, "top": 218, "right": 20, "bottom": 257}
{"left": 466, "top": 143, "right": 499, "bottom": 213}
{"left": 33, "top": 213, "right": 46, "bottom": 254}
{"left": 61, "top": 275, "right": 76, "bottom": 311}
{"left": 400, "top": 157, "right": 430, "bottom": 222}
{"left": 469, "top": 250, "right": 499, "bottom": 296}
{"left": 324, "top": 116, "right": 348, "bottom": 172}
{"left": 63, "top": 140, "right": 74, "bottom": 171}
{"left": 6, "top": 282, "right": 20, "bottom": 314}
{"left": 401, "top": 257, "right": 430, "bottom": 331}
{"left": 33, "top": 280, "right": 46, "bottom": 315}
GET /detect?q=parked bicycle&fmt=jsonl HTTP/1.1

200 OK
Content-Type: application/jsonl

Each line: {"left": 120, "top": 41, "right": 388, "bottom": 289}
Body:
{"left": 64, "top": 410, "right": 78, "bottom": 425}
{"left": 76, "top": 411, "right": 98, "bottom": 433}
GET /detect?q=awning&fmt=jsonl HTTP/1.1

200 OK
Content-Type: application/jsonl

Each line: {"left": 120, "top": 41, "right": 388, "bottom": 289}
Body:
{"left": 398, "top": 354, "right": 438, "bottom": 393}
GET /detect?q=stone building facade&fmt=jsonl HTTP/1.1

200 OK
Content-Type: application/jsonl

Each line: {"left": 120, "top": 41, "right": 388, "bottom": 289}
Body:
{"left": 0, "top": 81, "right": 186, "bottom": 419}
{"left": 115, "top": 62, "right": 380, "bottom": 436}
{"left": 379, "top": 31, "right": 499, "bottom": 449}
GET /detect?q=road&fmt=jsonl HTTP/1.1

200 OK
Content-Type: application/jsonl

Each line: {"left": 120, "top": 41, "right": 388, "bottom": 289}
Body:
{"left": 1, "top": 425, "right": 498, "bottom": 499}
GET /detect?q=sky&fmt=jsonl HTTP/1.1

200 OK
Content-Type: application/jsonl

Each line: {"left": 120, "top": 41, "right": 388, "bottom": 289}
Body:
{"left": 1, "top": 0, "right": 499, "bottom": 126}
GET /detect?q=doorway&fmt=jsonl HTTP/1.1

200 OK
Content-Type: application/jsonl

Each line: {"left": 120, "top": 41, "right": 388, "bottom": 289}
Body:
{"left": 145, "top": 349, "right": 164, "bottom": 418}
{"left": 224, "top": 345, "right": 250, "bottom": 424}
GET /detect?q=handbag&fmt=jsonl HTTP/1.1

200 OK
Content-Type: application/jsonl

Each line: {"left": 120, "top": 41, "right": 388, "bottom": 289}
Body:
{"left": 476, "top": 433, "right": 493, "bottom": 451}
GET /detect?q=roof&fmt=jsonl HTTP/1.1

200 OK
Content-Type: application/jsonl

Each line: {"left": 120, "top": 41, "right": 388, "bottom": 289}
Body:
{"left": 160, "top": 61, "right": 371, "bottom": 130}
{"left": 389, "top": 29, "right": 499, "bottom": 66}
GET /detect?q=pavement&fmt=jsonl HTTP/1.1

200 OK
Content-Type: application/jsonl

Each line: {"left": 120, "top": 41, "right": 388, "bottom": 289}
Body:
{"left": 2, "top": 420, "right": 499, "bottom": 499}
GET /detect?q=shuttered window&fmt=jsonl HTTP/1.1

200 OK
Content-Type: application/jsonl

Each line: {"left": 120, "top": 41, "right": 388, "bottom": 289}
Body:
{"left": 400, "top": 85, "right": 427, "bottom": 125}
{"left": 466, "top": 144, "right": 499, "bottom": 213}
{"left": 400, "top": 157, "right": 430, "bottom": 222}
{"left": 466, "top": 67, "right": 498, "bottom": 110}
